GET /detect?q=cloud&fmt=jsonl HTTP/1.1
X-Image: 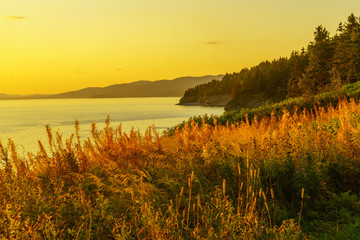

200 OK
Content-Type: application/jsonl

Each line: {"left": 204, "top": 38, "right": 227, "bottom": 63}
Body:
{"left": 4, "top": 16, "right": 27, "bottom": 20}
{"left": 204, "top": 41, "right": 222, "bottom": 45}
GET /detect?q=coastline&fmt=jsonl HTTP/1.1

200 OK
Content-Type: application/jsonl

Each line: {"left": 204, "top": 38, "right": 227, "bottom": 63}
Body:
{"left": 177, "top": 94, "right": 231, "bottom": 107}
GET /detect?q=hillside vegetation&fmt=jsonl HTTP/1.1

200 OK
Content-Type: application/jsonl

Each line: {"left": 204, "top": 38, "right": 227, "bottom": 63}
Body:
{"left": 180, "top": 14, "right": 360, "bottom": 110}
{"left": 169, "top": 80, "right": 360, "bottom": 134}
{"left": 1, "top": 98, "right": 360, "bottom": 239}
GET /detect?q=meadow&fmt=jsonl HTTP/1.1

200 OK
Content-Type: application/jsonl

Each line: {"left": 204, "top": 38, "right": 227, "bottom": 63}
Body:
{"left": 1, "top": 97, "right": 360, "bottom": 239}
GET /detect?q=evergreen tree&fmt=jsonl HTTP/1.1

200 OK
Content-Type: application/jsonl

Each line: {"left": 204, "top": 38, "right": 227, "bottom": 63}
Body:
{"left": 287, "top": 50, "right": 309, "bottom": 98}
{"left": 333, "top": 14, "right": 360, "bottom": 84}
{"left": 303, "top": 25, "right": 334, "bottom": 94}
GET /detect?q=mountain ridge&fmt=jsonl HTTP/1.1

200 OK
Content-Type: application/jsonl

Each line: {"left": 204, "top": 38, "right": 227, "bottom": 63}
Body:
{"left": 0, "top": 75, "right": 223, "bottom": 100}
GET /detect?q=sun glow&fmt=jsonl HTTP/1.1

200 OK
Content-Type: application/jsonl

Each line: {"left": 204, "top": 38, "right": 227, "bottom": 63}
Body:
{"left": 1, "top": 0, "right": 360, "bottom": 94}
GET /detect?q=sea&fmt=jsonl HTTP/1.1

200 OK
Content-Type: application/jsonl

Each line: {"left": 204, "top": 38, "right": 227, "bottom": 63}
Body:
{"left": 0, "top": 97, "right": 224, "bottom": 154}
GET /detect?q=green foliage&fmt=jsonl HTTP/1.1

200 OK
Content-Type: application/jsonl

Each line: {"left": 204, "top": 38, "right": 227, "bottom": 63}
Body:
{"left": 180, "top": 14, "right": 360, "bottom": 111}
{"left": 169, "top": 81, "right": 360, "bottom": 134}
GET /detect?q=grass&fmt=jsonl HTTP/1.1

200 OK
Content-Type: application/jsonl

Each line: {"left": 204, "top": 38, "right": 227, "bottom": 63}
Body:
{"left": 1, "top": 98, "right": 360, "bottom": 239}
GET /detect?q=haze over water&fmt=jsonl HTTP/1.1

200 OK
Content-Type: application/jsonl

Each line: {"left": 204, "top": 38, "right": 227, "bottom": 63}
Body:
{"left": 0, "top": 98, "right": 224, "bottom": 154}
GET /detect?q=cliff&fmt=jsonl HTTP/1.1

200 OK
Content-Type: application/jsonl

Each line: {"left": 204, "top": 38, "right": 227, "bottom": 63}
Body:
{"left": 179, "top": 93, "right": 231, "bottom": 106}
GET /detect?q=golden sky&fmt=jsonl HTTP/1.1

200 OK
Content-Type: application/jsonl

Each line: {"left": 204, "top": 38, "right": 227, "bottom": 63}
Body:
{"left": 1, "top": 0, "right": 360, "bottom": 95}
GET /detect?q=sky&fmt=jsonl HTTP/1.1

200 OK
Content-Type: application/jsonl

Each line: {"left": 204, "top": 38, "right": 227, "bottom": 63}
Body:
{"left": 1, "top": 0, "right": 360, "bottom": 95}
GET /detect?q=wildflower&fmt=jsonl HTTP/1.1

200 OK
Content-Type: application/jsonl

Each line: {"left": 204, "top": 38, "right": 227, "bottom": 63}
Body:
{"left": 301, "top": 168, "right": 304, "bottom": 171}
{"left": 304, "top": 173, "right": 307, "bottom": 176}
{"left": 261, "top": 226, "right": 265, "bottom": 229}
{"left": 296, "top": 170, "right": 299, "bottom": 174}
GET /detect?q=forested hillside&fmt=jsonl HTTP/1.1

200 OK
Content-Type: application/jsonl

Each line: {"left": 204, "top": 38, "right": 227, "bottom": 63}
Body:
{"left": 179, "top": 14, "right": 360, "bottom": 110}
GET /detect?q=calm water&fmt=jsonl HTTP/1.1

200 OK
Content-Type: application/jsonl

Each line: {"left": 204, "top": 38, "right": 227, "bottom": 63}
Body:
{"left": 0, "top": 98, "right": 224, "bottom": 154}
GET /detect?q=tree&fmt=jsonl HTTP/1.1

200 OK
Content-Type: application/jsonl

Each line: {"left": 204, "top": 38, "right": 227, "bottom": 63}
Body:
{"left": 303, "top": 25, "right": 334, "bottom": 94}
{"left": 333, "top": 14, "right": 360, "bottom": 84}
{"left": 287, "top": 51, "right": 309, "bottom": 97}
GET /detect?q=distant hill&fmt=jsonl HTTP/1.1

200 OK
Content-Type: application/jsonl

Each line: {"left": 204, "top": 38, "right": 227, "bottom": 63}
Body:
{"left": 0, "top": 75, "right": 223, "bottom": 100}
{"left": 50, "top": 75, "right": 223, "bottom": 99}
{"left": 0, "top": 93, "right": 50, "bottom": 100}
{"left": 0, "top": 94, "right": 21, "bottom": 99}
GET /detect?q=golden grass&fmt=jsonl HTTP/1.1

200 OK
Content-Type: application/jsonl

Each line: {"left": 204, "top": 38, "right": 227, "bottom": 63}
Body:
{"left": 1, "top": 98, "right": 359, "bottom": 238}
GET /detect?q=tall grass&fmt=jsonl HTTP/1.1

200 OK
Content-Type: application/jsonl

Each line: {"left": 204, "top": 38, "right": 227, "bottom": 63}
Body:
{"left": 1, "top": 98, "right": 360, "bottom": 238}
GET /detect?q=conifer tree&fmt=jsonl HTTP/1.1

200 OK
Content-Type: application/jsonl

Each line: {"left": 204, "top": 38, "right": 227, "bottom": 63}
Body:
{"left": 303, "top": 25, "right": 334, "bottom": 94}
{"left": 333, "top": 14, "right": 360, "bottom": 84}
{"left": 287, "top": 50, "right": 309, "bottom": 97}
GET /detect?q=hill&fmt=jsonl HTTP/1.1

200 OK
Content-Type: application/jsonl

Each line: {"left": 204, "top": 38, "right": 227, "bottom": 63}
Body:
{"left": 0, "top": 94, "right": 51, "bottom": 100}
{"left": 50, "top": 75, "right": 223, "bottom": 99}
{"left": 0, "top": 75, "right": 223, "bottom": 100}
{"left": 179, "top": 13, "right": 360, "bottom": 110}
{"left": 0, "top": 94, "right": 22, "bottom": 99}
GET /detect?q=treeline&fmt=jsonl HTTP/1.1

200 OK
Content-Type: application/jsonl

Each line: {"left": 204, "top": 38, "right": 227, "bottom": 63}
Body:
{"left": 182, "top": 14, "right": 360, "bottom": 104}
{"left": 182, "top": 79, "right": 228, "bottom": 98}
